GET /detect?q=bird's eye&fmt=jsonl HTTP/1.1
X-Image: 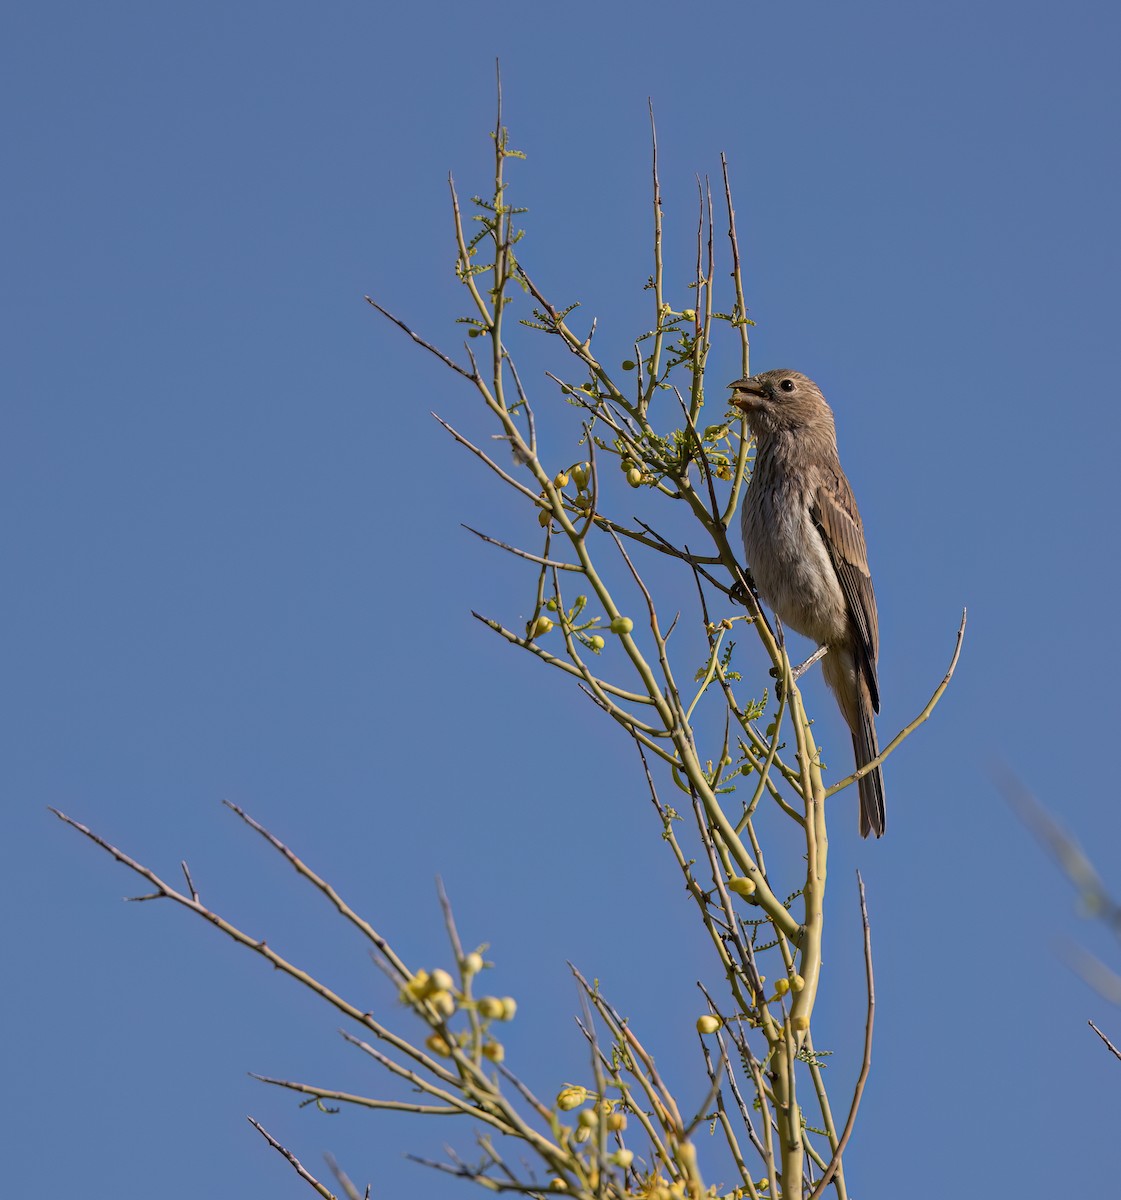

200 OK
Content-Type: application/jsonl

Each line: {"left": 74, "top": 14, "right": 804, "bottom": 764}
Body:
{"left": 780, "top": 379, "right": 795, "bottom": 393}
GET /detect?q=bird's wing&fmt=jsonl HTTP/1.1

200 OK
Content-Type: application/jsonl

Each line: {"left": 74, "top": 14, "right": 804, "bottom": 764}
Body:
{"left": 810, "top": 470, "right": 880, "bottom": 712}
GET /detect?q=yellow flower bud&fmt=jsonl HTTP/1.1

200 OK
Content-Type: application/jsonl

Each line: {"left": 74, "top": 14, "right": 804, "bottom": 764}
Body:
{"left": 425, "top": 1034, "right": 452, "bottom": 1057}
{"left": 433, "top": 990, "right": 458, "bottom": 1017}
{"left": 611, "top": 1149, "right": 634, "bottom": 1169}
{"left": 774, "top": 977, "right": 789, "bottom": 997}
{"left": 401, "top": 969, "right": 435, "bottom": 1002}
{"left": 554, "top": 471, "right": 570, "bottom": 488}
{"left": 538, "top": 508, "right": 552, "bottom": 527}
{"left": 429, "top": 968, "right": 454, "bottom": 993}
{"left": 626, "top": 467, "right": 643, "bottom": 487}
{"left": 681, "top": 309, "right": 696, "bottom": 320}
{"left": 530, "top": 616, "right": 554, "bottom": 638}
{"left": 610, "top": 616, "right": 634, "bottom": 636}
{"left": 549, "top": 1181, "right": 568, "bottom": 1192}
{"left": 606, "top": 1112, "right": 627, "bottom": 1131}
{"left": 463, "top": 951, "right": 484, "bottom": 975}
{"left": 726, "top": 876, "right": 756, "bottom": 896}
{"left": 572, "top": 464, "right": 589, "bottom": 489}
{"left": 499, "top": 996, "right": 517, "bottom": 1021}
{"left": 791, "top": 974, "right": 805, "bottom": 992}
{"left": 589, "top": 635, "right": 605, "bottom": 651}
{"left": 477, "top": 996, "right": 505, "bottom": 1019}
{"left": 482, "top": 1040, "right": 505, "bottom": 1062}
{"left": 696, "top": 1014, "right": 722, "bottom": 1034}
{"left": 577, "top": 1108, "right": 598, "bottom": 1129}
{"left": 556, "top": 1085, "right": 587, "bottom": 1111}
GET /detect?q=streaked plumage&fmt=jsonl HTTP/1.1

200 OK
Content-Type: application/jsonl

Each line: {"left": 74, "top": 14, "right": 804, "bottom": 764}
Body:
{"left": 730, "top": 369, "right": 885, "bottom": 838}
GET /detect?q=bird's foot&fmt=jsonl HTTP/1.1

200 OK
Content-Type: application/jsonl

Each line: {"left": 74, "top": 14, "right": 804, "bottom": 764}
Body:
{"left": 728, "top": 571, "right": 757, "bottom": 608}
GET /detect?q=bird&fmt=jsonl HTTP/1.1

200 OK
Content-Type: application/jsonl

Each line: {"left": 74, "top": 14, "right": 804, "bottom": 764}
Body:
{"left": 728, "top": 369, "right": 885, "bottom": 838}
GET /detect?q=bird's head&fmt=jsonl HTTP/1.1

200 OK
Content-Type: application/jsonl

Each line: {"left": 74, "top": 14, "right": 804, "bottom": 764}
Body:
{"left": 728, "top": 370, "right": 833, "bottom": 439}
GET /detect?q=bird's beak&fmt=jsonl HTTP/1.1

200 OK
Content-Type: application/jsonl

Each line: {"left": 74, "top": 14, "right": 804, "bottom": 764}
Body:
{"left": 728, "top": 377, "right": 766, "bottom": 411}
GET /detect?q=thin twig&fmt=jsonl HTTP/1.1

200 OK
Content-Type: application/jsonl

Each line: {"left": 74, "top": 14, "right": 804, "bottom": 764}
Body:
{"left": 223, "top": 801, "right": 412, "bottom": 981}
{"left": 431, "top": 412, "right": 542, "bottom": 505}
{"left": 364, "top": 296, "right": 474, "bottom": 381}
{"left": 469, "top": 613, "right": 656, "bottom": 707}
{"left": 506, "top": 356, "right": 537, "bottom": 456}
{"left": 641, "top": 99, "right": 665, "bottom": 415}
{"left": 436, "top": 875, "right": 466, "bottom": 967}
{"left": 250, "top": 1073, "right": 465, "bottom": 1117}
{"left": 1058, "top": 942, "right": 1121, "bottom": 1005}
{"left": 999, "top": 771, "right": 1121, "bottom": 938}
{"left": 825, "top": 608, "right": 967, "bottom": 797}
{"left": 1089, "top": 1020, "right": 1121, "bottom": 1062}
{"left": 462, "top": 524, "right": 581, "bottom": 570}
{"left": 324, "top": 1153, "right": 366, "bottom": 1200}
{"left": 248, "top": 1117, "right": 336, "bottom": 1199}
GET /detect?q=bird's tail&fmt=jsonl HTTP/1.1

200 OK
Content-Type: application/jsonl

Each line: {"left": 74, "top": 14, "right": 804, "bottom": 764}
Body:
{"left": 823, "top": 647, "right": 886, "bottom": 838}
{"left": 852, "top": 675, "right": 886, "bottom": 839}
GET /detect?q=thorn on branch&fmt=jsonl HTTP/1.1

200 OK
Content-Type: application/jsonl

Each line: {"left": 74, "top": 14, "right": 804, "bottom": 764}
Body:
{"left": 180, "top": 860, "right": 199, "bottom": 903}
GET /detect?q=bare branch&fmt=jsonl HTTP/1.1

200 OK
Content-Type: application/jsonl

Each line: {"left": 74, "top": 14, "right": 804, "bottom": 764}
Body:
{"left": 48, "top": 808, "right": 466, "bottom": 1087}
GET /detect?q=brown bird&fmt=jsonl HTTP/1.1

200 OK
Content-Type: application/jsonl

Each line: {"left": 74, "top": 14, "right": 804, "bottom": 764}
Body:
{"left": 729, "top": 370, "right": 885, "bottom": 837}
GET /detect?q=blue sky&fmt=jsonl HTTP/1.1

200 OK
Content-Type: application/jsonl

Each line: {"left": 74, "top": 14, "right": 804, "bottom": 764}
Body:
{"left": 5, "top": 2, "right": 1121, "bottom": 1196}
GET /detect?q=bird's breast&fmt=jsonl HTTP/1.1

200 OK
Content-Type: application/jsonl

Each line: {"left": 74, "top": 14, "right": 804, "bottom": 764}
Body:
{"left": 741, "top": 461, "right": 848, "bottom": 646}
